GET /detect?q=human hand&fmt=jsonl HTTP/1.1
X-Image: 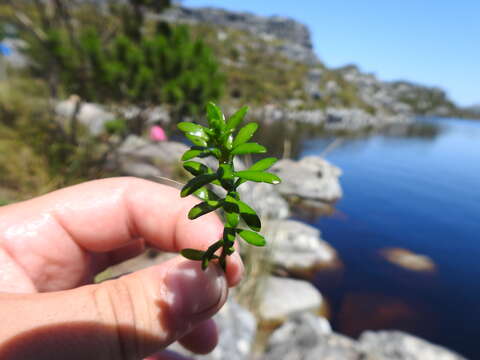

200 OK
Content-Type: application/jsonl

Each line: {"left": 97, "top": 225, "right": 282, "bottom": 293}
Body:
{"left": 0, "top": 178, "right": 244, "bottom": 360}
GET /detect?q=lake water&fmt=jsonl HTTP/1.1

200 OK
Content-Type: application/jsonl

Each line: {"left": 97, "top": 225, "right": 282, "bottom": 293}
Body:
{"left": 299, "top": 118, "right": 480, "bottom": 359}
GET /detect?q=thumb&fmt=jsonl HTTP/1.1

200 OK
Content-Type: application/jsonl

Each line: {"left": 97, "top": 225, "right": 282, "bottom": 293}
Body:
{"left": 0, "top": 257, "right": 228, "bottom": 360}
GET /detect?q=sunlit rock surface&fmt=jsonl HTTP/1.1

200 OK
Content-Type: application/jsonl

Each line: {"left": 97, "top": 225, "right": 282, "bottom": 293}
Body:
{"left": 116, "top": 135, "right": 189, "bottom": 181}
{"left": 238, "top": 182, "right": 290, "bottom": 220}
{"left": 264, "top": 313, "right": 467, "bottom": 360}
{"left": 170, "top": 298, "right": 257, "bottom": 360}
{"left": 264, "top": 312, "right": 359, "bottom": 360}
{"left": 271, "top": 156, "right": 343, "bottom": 206}
{"left": 55, "top": 99, "right": 115, "bottom": 136}
{"left": 264, "top": 219, "right": 341, "bottom": 277}
{"left": 359, "top": 331, "right": 467, "bottom": 360}
{"left": 380, "top": 248, "right": 437, "bottom": 273}
{"left": 257, "top": 276, "right": 326, "bottom": 327}
{"left": 159, "top": 5, "right": 318, "bottom": 65}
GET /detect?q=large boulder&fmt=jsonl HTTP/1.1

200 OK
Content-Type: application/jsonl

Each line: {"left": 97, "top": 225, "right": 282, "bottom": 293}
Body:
{"left": 169, "top": 298, "right": 257, "bottom": 360}
{"left": 264, "top": 312, "right": 359, "bottom": 360}
{"left": 119, "top": 105, "right": 171, "bottom": 127}
{"left": 257, "top": 276, "right": 326, "bottom": 327}
{"left": 55, "top": 99, "right": 115, "bottom": 136}
{"left": 264, "top": 219, "right": 341, "bottom": 277}
{"left": 238, "top": 182, "right": 290, "bottom": 220}
{"left": 263, "top": 313, "right": 468, "bottom": 360}
{"left": 271, "top": 156, "right": 342, "bottom": 206}
{"left": 358, "top": 331, "right": 468, "bottom": 360}
{"left": 116, "top": 135, "right": 189, "bottom": 180}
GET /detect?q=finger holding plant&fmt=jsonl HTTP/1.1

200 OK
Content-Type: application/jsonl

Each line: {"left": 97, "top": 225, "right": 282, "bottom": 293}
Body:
{"left": 178, "top": 102, "right": 281, "bottom": 271}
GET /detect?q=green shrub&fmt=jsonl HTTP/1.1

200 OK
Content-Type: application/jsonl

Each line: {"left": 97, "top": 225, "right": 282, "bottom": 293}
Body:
{"left": 178, "top": 103, "right": 281, "bottom": 270}
{"left": 10, "top": 0, "right": 223, "bottom": 127}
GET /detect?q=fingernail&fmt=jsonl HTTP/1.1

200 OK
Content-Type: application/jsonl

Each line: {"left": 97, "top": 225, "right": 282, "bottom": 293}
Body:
{"left": 164, "top": 261, "right": 227, "bottom": 318}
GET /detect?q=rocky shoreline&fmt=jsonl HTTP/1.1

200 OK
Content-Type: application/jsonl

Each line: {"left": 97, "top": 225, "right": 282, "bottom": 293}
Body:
{"left": 250, "top": 105, "right": 412, "bottom": 132}
{"left": 55, "top": 99, "right": 413, "bottom": 136}
{"left": 97, "top": 131, "right": 469, "bottom": 359}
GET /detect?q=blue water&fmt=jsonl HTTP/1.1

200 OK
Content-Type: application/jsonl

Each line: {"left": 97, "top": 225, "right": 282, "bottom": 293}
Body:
{"left": 300, "top": 118, "right": 480, "bottom": 359}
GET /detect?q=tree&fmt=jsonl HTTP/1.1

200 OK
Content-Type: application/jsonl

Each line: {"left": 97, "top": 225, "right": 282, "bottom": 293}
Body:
{"left": 5, "top": 0, "right": 224, "bottom": 132}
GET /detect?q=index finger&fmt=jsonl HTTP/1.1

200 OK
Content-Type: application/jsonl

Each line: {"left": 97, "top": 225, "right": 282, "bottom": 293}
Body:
{"left": 0, "top": 178, "right": 243, "bottom": 291}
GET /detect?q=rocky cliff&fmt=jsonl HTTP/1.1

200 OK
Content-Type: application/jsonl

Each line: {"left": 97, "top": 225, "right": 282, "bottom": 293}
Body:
{"left": 159, "top": 5, "right": 477, "bottom": 121}
{"left": 158, "top": 6, "right": 318, "bottom": 65}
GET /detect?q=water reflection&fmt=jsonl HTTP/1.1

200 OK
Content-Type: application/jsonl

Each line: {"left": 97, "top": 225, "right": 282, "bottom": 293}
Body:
{"left": 305, "top": 117, "right": 480, "bottom": 359}
{"left": 251, "top": 117, "right": 443, "bottom": 160}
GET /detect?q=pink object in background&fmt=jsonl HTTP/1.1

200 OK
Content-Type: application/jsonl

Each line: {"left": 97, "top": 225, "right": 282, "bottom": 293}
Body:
{"left": 150, "top": 125, "right": 167, "bottom": 142}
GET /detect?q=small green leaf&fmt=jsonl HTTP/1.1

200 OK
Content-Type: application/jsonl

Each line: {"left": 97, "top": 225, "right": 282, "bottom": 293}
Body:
{"left": 237, "top": 200, "right": 261, "bottom": 231}
{"left": 202, "top": 240, "right": 223, "bottom": 270}
{"left": 223, "top": 195, "right": 240, "bottom": 227}
{"left": 226, "top": 211, "right": 240, "bottom": 228}
{"left": 193, "top": 187, "right": 220, "bottom": 201}
{"left": 235, "top": 170, "right": 281, "bottom": 184}
{"left": 249, "top": 157, "right": 278, "bottom": 171}
{"left": 178, "top": 122, "right": 206, "bottom": 134}
{"left": 182, "top": 147, "right": 221, "bottom": 161}
{"left": 206, "top": 102, "right": 225, "bottom": 131}
{"left": 193, "top": 187, "right": 209, "bottom": 201}
{"left": 231, "top": 143, "right": 266, "bottom": 156}
{"left": 182, "top": 149, "right": 203, "bottom": 161}
{"left": 236, "top": 157, "right": 279, "bottom": 187}
{"left": 218, "top": 164, "right": 235, "bottom": 189}
{"left": 232, "top": 122, "right": 258, "bottom": 148}
{"left": 226, "top": 106, "right": 249, "bottom": 131}
{"left": 223, "top": 227, "right": 237, "bottom": 244}
{"left": 185, "top": 132, "right": 208, "bottom": 147}
{"left": 181, "top": 173, "right": 218, "bottom": 197}
{"left": 188, "top": 201, "right": 222, "bottom": 220}
{"left": 181, "top": 249, "right": 205, "bottom": 261}
{"left": 237, "top": 229, "right": 266, "bottom": 247}
{"left": 200, "top": 147, "right": 222, "bottom": 159}
{"left": 183, "top": 161, "right": 211, "bottom": 176}
{"left": 224, "top": 134, "right": 234, "bottom": 150}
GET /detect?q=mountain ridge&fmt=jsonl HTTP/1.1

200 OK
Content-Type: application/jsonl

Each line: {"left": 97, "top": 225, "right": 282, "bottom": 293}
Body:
{"left": 160, "top": 5, "right": 478, "bottom": 119}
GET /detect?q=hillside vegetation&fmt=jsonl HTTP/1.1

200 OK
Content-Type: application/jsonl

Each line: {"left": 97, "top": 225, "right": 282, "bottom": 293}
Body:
{"left": 1, "top": 1, "right": 478, "bottom": 204}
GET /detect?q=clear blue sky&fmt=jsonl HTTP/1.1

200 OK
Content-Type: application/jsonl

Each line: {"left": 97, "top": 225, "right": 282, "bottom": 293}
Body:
{"left": 182, "top": 0, "right": 480, "bottom": 106}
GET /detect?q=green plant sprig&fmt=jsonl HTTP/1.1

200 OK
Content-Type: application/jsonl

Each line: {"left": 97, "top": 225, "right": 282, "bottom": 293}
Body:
{"left": 178, "top": 102, "right": 281, "bottom": 271}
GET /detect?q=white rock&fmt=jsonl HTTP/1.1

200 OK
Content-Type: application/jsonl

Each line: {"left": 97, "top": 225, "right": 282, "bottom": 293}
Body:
{"left": 359, "top": 331, "right": 468, "bottom": 360}
{"left": 258, "top": 276, "right": 325, "bottom": 325}
{"left": 265, "top": 219, "right": 339, "bottom": 275}
{"left": 271, "top": 156, "right": 343, "bottom": 204}
{"left": 238, "top": 182, "right": 290, "bottom": 220}
{"left": 55, "top": 100, "right": 115, "bottom": 136}
{"left": 169, "top": 298, "right": 256, "bottom": 360}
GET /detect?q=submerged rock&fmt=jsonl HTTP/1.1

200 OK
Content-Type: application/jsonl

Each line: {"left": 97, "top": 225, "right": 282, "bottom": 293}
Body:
{"left": 380, "top": 248, "right": 437, "bottom": 273}
{"left": 264, "top": 219, "right": 341, "bottom": 277}
{"left": 337, "top": 292, "right": 437, "bottom": 339}
{"left": 271, "top": 156, "right": 342, "bottom": 207}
